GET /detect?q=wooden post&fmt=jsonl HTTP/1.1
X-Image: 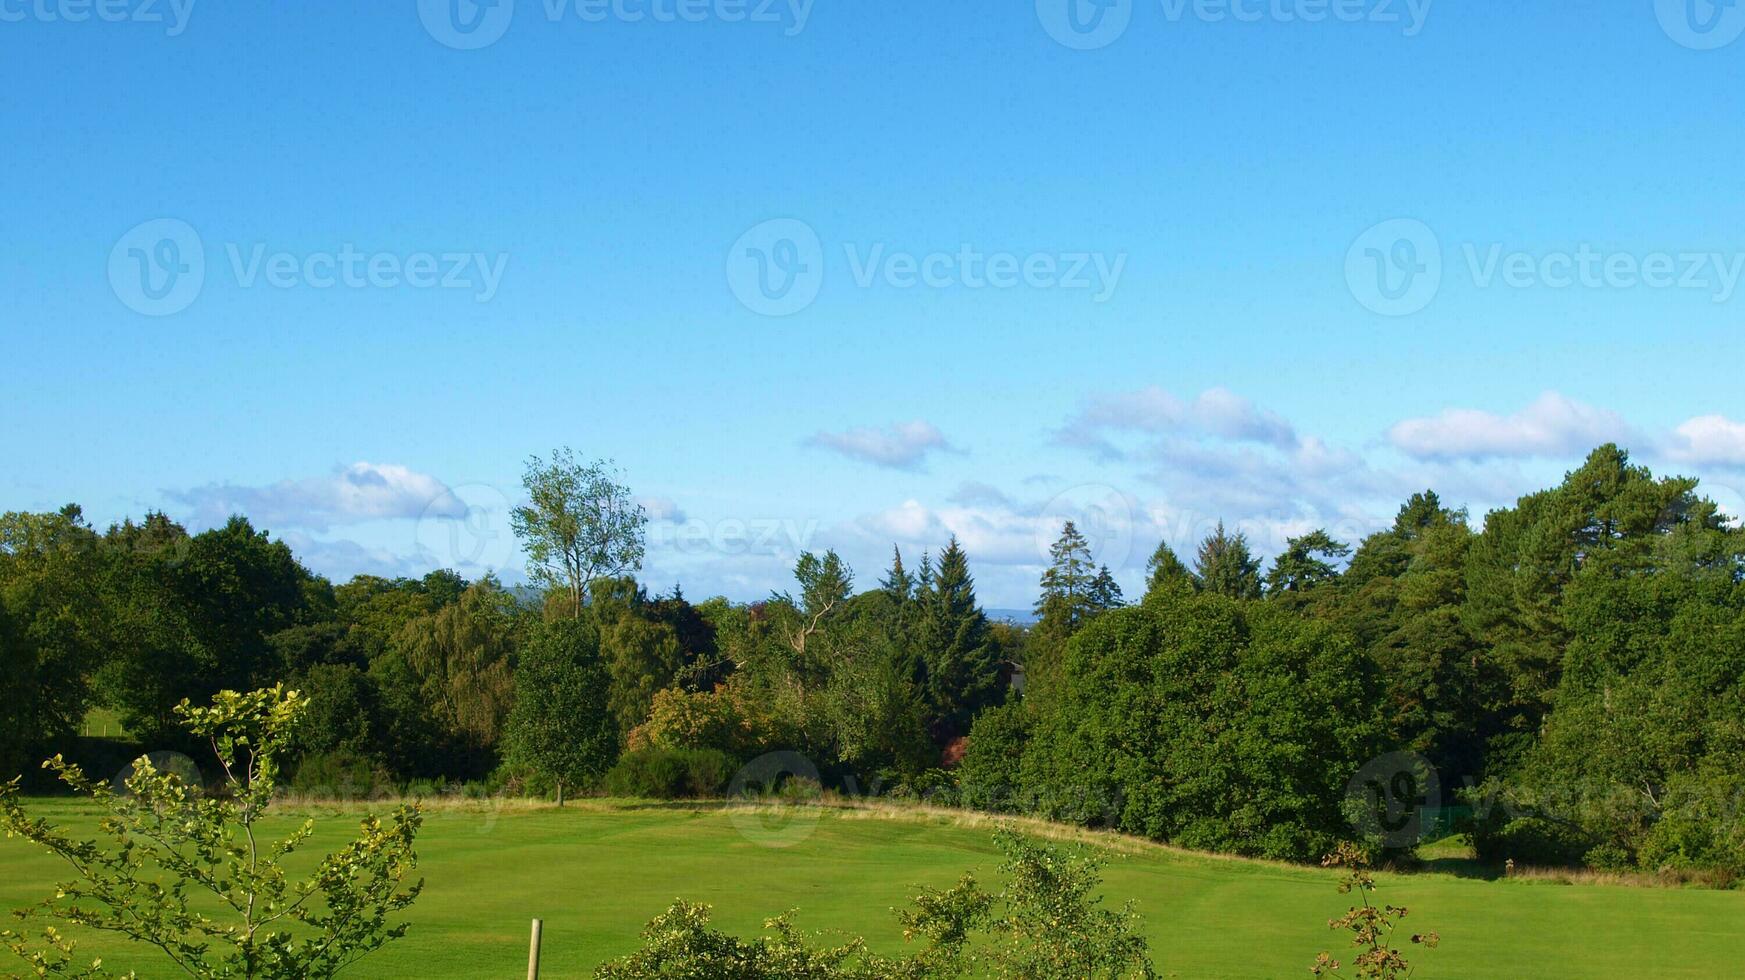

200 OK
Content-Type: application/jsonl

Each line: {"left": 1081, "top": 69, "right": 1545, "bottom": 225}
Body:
{"left": 527, "top": 918, "right": 543, "bottom": 980}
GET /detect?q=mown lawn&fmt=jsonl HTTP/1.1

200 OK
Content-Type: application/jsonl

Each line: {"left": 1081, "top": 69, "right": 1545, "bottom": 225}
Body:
{"left": 2, "top": 799, "right": 1741, "bottom": 978}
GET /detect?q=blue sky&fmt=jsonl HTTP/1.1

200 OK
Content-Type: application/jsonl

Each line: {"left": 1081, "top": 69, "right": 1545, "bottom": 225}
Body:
{"left": 5, "top": 0, "right": 1745, "bottom": 606}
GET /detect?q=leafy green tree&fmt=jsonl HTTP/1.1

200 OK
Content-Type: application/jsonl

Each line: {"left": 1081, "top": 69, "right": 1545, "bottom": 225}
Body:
{"left": 1333, "top": 499, "right": 1486, "bottom": 782}
{"left": 511, "top": 449, "right": 648, "bottom": 617}
{"left": 1264, "top": 529, "right": 1350, "bottom": 597}
{"left": 958, "top": 701, "right": 1032, "bottom": 812}
{"left": 384, "top": 578, "right": 520, "bottom": 775}
{"left": 0, "top": 687, "right": 422, "bottom": 979}
{"left": 600, "top": 613, "right": 690, "bottom": 738}
{"left": 782, "top": 550, "right": 854, "bottom": 655}
{"left": 1463, "top": 445, "right": 1708, "bottom": 754}
{"left": 1022, "top": 590, "right": 1381, "bottom": 860}
{"left": 1193, "top": 522, "right": 1261, "bottom": 599}
{"left": 816, "top": 624, "right": 934, "bottom": 778}
{"left": 504, "top": 618, "right": 618, "bottom": 805}
{"left": 0, "top": 507, "right": 111, "bottom": 776}
{"left": 171, "top": 517, "right": 311, "bottom": 697}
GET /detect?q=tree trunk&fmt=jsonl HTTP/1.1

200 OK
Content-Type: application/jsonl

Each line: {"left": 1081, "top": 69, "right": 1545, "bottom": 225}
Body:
{"left": 556, "top": 778, "right": 565, "bottom": 807}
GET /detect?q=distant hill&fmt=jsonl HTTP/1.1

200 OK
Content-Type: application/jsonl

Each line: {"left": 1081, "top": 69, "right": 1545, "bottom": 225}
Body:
{"left": 985, "top": 607, "right": 1039, "bottom": 626}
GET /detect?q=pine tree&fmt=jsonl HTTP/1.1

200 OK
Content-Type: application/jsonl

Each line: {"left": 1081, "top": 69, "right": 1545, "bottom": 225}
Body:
{"left": 1088, "top": 565, "right": 1124, "bottom": 611}
{"left": 916, "top": 537, "right": 1001, "bottom": 738}
{"left": 1144, "top": 539, "right": 1196, "bottom": 598}
{"left": 1263, "top": 529, "right": 1351, "bottom": 596}
{"left": 1195, "top": 521, "right": 1261, "bottom": 599}
{"left": 880, "top": 546, "right": 913, "bottom": 603}
{"left": 1034, "top": 521, "right": 1097, "bottom": 628}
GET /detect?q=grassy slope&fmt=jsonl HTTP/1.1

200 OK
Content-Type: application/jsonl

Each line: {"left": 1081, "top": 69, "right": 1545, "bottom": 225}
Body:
{"left": 2, "top": 799, "right": 1741, "bottom": 978}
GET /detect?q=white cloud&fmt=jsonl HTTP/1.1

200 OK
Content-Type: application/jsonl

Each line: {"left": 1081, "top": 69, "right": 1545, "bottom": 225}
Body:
{"left": 1665, "top": 415, "right": 1745, "bottom": 467}
{"left": 278, "top": 532, "right": 425, "bottom": 580}
{"left": 949, "top": 481, "right": 1015, "bottom": 508}
{"left": 639, "top": 495, "right": 688, "bottom": 522}
{"left": 169, "top": 462, "right": 466, "bottom": 532}
{"left": 1057, "top": 386, "right": 1298, "bottom": 457}
{"left": 1387, "top": 392, "right": 1632, "bottom": 461}
{"left": 805, "top": 420, "right": 958, "bottom": 470}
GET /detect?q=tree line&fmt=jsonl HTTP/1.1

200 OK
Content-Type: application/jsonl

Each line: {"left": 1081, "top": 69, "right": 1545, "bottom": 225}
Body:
{"left": 4, "top": 444, "right": 1743, "bottom": 874}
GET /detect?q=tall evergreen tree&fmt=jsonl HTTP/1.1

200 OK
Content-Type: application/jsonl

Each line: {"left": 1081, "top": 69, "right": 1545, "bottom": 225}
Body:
{"left": 1088, "top": 565, "right": 1124, "bottom": 611}
{"left": 916, "top": 538, "right": 1001, "bottom": 738}
{"left": 880, "top": 546, "right": 913, "bottom": 603}
{"left": 1034, "top": 521, "right": 1097, "bottom": 629}
{"left": 1194, "top": 522, "right": 1262, "bottom": 599}
{"left": 1144, "top": 539, "right": 1196, "bottom": 598}
{"left": 1263, "top": 529, "right": 1351, "bottom": 596}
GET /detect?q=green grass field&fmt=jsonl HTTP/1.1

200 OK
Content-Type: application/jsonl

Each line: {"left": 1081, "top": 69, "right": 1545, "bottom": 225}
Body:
{"left": 2, "top": 799, "right": 1741, "bottom": 978}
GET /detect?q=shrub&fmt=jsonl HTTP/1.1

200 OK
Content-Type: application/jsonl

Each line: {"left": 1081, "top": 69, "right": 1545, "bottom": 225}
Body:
{"left": 0, "top": 687, "right": 422, "bottom": 979}
{"left": 594, "top": 831, "right": 1155, "bottom": 979}
{"left": 958, "top": 702, "right": 1031, "bottom": 812}
{"left": 1472, "top": 815, "right": 1593, "bottom": 868}
{"left": 292, "top": 749, "right": 392, "bottom": 800}
{"left": 606, "top": 746, "right": 734, "bottom": 799}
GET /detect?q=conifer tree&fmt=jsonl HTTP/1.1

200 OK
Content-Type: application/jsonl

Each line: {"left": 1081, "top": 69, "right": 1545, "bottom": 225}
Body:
{"left": 1089, "top": 564, "right": 1124, "bottom": 611}
{"left": 880, "top": 546, "right": 913, "bottom": 603}
{"left": 1263, "top": 530, "right": 1351, "bottom": 596}
{"left": 916, "top": 538, "right": 1001, "bottom": 737}
{"left": 1034, "top": 521, "right": 1098, "bottom": 629}
{"left": 1144, "top": 539, "right": 1196, "bottom": 598}
{"left": 1195, "top": 521, "right": 1262, "bottom": 599}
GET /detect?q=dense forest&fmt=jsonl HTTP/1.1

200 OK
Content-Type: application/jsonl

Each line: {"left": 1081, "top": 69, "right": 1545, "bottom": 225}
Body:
{"left": 4, "top": 444, "right": 1742, "bottom": 875}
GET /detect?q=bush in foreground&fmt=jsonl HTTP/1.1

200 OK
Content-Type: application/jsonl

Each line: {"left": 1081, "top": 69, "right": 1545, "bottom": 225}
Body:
{"left": 594, "top": 830, "right": 1155, "bottom": 979}
{"left": 0, "top": 686, "right": 423, "bottom": 979}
